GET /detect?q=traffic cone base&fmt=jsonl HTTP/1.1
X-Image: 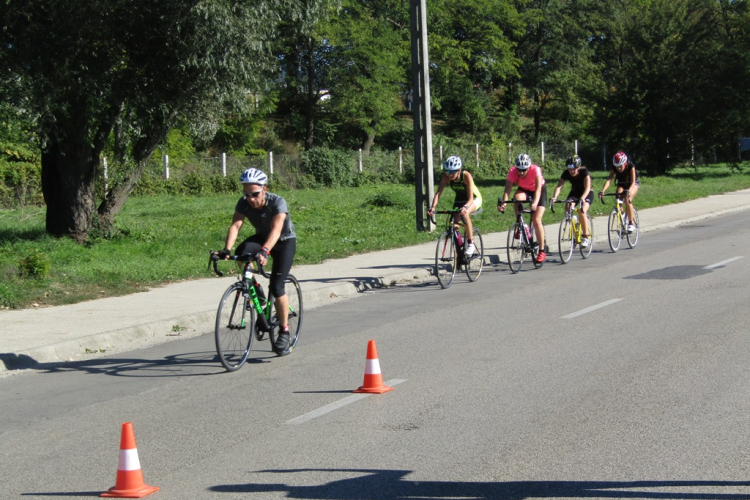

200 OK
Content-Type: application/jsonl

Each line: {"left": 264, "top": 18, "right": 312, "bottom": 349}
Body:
{"left": 101, "top": 422, "right": 159, "bottom": 498}
{"left": 353, "top": 340, "right": 393, "bottom": 394}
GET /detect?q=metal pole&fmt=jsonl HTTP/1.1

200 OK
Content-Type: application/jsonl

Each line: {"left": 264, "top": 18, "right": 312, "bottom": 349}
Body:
{"left": 575, "top": 140, "right": 578, "bottom": 155}
{"left": 222, "top": 152, "right": 227, "bottom": 177}
{"left": 541, "top": 142, "right": 545, "bottom": 164}
{"left": 476, "top": 144, "right": 479, "bottom": 168}
{"left": 359, "top": 149, "right": 363, "bottom": 173}
{"left": 164, "top": 155, "right": 169, "bottom": 179}
{"left": 269, "top": 151, "right": 274, "bottom": 178}
{"left": 399, "top": 147, "right": 403, "bottom": 174}
{"left": 410, "top": 0, "right": 435, "bottom": 232}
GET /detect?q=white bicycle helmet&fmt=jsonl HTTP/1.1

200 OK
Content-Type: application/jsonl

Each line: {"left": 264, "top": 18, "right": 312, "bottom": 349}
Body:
{"left": 613, "top": 151, "right": 628, "bottom": 167}
{"left": 444, "top": 155, "right": 462, "bottom": 172}
{"left": 239, "top": 168, "right": 268, "bottom": 185}
{"left": 514, "top": 154, "right": 532, "bottom": 170}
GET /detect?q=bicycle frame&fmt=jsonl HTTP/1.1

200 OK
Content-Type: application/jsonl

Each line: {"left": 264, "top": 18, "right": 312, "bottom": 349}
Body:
{"left": 503, "top": 200, "right": 542, "bottom": 273}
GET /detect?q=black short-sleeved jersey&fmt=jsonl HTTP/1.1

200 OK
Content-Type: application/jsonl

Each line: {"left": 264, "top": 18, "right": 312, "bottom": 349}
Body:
{"left": 235, "top": 192, "right": 296, "bottom": 241}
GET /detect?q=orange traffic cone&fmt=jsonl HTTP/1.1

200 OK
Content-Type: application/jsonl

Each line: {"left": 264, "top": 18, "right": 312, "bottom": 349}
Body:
{"left": 353, "top": 340, "right": 393, "bottom": 394}
{"left": 101, "top": 422, "right": 159, "bottom": 498}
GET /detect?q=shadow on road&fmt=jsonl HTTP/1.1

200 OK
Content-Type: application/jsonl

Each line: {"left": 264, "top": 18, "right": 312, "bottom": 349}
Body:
{"left": 210, "top": 468, "right": 750, "bottom": 499}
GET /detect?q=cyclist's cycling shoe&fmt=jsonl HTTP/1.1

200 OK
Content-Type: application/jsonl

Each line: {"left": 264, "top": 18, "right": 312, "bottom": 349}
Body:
{"left": 465, "top": 242, "right": 476, "bottom": 257}
{"left": 581, "top": 237, "right": 590, "bottom": 248}
{"left": 535, "top": 251, "right": 546, "bottom": 263}
{"left": 627, "top": 224, "right": 636, "bottom": 233}
{"left": 273, "top": 331, "right": 291, "bottom": 356}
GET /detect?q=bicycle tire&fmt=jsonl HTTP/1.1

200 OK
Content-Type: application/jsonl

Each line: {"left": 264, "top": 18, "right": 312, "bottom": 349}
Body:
{"left": 435, "top": 231, "right": 457, "bottom": 288}
{"left": 580, "top": 214, "right": 594, "bottom": 259}
{"left": 215, "top": 282, "right": 254, "bottom": 371}
{"left": 465, "top": 228, "right": 484, "bottom": 282}
{"left": 607, "top": 208, "right": 622, "bottom": 252}
{"left": 558, "top": 218, "right": 574, "bottom": 264}
{"left": 627, "top": 208, "right": 640, "bottom": 248}
{"left": 507, "top": 223, "right": 524, "bottom": 274}
{"left": 268, "top": 274, "right": 303, "bottom": 355}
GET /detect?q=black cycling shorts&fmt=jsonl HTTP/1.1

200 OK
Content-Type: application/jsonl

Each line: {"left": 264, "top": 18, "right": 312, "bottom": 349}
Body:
{"left": 236, "top": 235, "right": 296, "bottom": 298}
{"left": 517, "top": 184, "right": 548, "bottom": 209}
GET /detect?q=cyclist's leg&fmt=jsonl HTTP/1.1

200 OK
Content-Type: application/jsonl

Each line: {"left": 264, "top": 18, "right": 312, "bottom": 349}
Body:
{"left": 580, "top": 191, "right": 594, "bottom": 237}
{"left": 532, "top": 185, "right": 548, "bottom": 250}
{"left": 269, "top": 238, "right": 296, "bottom": 330}
{"left": 235, "top": 235, "right": 263, "bottom": 270}
{"left": 625, "top": 183, "right": 639, "bottom": 224}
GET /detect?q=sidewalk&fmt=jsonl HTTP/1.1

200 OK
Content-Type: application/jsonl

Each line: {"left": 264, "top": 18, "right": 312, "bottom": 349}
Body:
{"left": 3, "top": 189, "right": 750, "bottom": 374}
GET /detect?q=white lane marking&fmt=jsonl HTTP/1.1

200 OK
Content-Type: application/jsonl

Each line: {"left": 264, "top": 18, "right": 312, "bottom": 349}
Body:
{"left": 561, "top": 299, "right": 622, "bottom": 319}
{"left": 286, "top": 379, "right": 407, "bottom": 425}
{"left": 703, "top": 256, "right": 744, "bottom": 270}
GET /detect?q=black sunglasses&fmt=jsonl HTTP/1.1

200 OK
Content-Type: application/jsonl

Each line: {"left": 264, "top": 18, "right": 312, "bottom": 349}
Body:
{"left": 244, "top": 190, "right": 263, "bottom": 199}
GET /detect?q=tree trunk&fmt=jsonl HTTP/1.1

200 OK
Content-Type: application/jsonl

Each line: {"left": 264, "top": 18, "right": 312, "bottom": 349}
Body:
{"left": 362, "top": 129, "right": 376, "bottom": 154}
{"left": 41, "top": 140, "right": 98, "bottom": 242}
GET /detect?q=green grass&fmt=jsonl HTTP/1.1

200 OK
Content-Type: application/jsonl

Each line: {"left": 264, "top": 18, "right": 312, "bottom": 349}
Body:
{"left": 1, "top": 163, "right": 749, "bottom": 309}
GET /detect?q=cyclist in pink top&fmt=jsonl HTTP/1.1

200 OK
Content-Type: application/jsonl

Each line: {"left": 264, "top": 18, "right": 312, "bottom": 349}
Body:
{"left": 497, "top": 153, "right": 548, "bottom": 263}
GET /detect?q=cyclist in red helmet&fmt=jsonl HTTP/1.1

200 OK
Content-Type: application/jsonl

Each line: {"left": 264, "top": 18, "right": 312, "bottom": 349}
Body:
{"left": 599, "top": 151, "right": 639, "bottom": 233}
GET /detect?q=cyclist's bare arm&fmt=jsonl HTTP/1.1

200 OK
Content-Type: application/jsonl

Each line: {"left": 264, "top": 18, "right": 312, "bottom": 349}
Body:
{"left": 223, "top": 212, "right": 246, "bottom": 256}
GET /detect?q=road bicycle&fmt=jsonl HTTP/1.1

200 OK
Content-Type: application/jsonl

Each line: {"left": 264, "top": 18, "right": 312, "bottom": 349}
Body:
{"left": 550, "top": 197, "right": 594, "bottom": 263}
{"left": 601, "top": 190, "right": 639, "bottom": 252}
{"left": 430, "top": 208, "right": 484, "bottom": 289}
{"left": 502, "top": 199, "right": 543, "bottom": 273}
{"left": 209, "top": 251, "right": 303, "bottom": 371}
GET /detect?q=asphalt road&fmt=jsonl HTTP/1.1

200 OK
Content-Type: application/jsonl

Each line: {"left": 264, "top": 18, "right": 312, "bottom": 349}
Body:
{"left": 1, "top": 211, "right": 750, "bottom": 500}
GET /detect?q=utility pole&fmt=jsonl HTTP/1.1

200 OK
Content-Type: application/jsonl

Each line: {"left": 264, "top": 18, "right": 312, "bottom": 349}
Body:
{"left": 410, "top": 0, "right": 435, "bottom": 231}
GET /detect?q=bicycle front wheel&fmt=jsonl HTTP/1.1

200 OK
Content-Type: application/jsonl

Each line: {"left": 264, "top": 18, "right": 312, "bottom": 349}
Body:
{"left": 607, "top": 209, "right": 622, "bottom": 252}
{"left": 627, "top": 208, "right": 640, "bottom": 248}
{"left": 580, "top": 214, "right": 594, "bottom": 259}
{"left": 558, "top": 218, "right": 574, "bottom": 264}
{"left": 507, "top": 223, "right": 524, "bottom": 274}
{"left": 465, "top": 228, "right": 484, "bottom": 282}
{"left": 435, "top": 231, "right": 457, "bottom": 288}
{"left": 215, "top": 283, "right": 254, "bottom": 371}
{"left": 268, "top": 274, "right": 303, "bottom": 355}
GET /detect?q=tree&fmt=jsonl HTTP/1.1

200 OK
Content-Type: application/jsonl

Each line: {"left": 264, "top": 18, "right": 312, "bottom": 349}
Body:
{"left": 1, "top": 0, "right": 278, "bottom": 239}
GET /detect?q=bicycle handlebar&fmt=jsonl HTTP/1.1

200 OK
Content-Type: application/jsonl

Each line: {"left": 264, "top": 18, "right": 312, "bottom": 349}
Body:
{"left": 599, "top": 190, "right": 630, "bottom": 205}
{"left": 548, "top": 197, "right": 582, "bottom": 214}
{"left": 498, "top": 198, "right": 534, "bottom": 213}
{"left": 208, "top": 251, "right": 271, "bottom": 279}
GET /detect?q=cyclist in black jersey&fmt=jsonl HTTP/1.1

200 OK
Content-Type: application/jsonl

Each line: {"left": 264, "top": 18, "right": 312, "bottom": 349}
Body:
{"left": 427, "top": 156, "right": 483, "bottom": 257}
{"left": 550, "top": 155, "right": 593, "bottom": 248}
{"left": 599, "top": 150, "right": 639, "bottom": 233}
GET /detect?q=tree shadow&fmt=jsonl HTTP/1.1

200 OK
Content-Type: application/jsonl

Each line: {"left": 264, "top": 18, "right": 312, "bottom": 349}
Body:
{"left": 0, "top": 226, "right": 48, "bottom": 242}
{"left": 210, "top": 468, "right": 750, "bottom": 499}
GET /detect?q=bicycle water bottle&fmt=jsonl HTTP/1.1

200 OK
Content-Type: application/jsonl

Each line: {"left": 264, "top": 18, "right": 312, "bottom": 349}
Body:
{"left": 572, "top": 214, "right": 579, "bottom": 225}
{"left": 254, "top": 282, "right": 266, "bottom": 307}
{"left": 524, "top": 225, "right": 531, "bottom": 241}
{"left": 455, "top": 231, "right": 464, "bottom": 247}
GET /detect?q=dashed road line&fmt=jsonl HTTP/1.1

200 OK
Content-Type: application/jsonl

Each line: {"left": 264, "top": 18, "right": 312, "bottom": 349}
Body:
{"left": 703, "top": 256, "right": 744, "bottom": 270}
{"left": 286, "top": 379, "right": 407, "bottom": 425}
{"left": 561, "top": 299, "right": 622, "bottom": 319}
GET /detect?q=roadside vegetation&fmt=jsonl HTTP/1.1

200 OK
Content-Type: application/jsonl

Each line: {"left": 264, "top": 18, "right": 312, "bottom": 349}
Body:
{"left": 1, "top": 164, "right": 749, "bottom": 309}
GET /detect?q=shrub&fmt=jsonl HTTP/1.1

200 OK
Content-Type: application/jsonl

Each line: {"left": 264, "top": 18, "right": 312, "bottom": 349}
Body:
{"left": 302, "top": 147, "right": 354, "bottom": 187}
{"left": 18, "top": 249, "right": 51, "bottom": 279}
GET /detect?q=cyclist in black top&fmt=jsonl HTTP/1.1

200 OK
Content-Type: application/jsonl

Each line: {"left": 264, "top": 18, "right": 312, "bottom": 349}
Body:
{"left": 599, "top": 150, "right": 639, "bottom": 233}
{"left": 428, "top": 155, "right": 483, "bottom": 257}
{"left": 550, "top": 155, "right": 593, "bottom": 248}
{"left": 218, "top": 168, "right": 297, "bottom": 355}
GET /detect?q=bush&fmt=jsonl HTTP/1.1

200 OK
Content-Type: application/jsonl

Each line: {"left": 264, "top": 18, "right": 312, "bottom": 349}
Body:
{"left": 18, "top": 249, "right": 51, "bottom": 279}
{"left": 0, "top": 160, "right": 43, "bottom": 207}
{"left": 302, "top": 147, "right": 354, "bottom": 187}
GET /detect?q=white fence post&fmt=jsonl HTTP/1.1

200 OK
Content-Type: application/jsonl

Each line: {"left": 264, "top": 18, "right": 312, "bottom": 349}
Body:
{"left": 164, "top": 155, "right": 169, "bottom": 179}
{"left": 541, "top": 142, "right": 545, "bottom": 164}
{"left": 358, "top": 149, "right": 363, "bottom": 172}
{"left": 222, "top": 152, "right": 227, "bottom": 177}
{"left": 508, "top": 142, "right": 512, "bottom": 166}
{"left": 102, "top": 157, "right": 108, "bottom": 193}
{"left": 575, "top": 140, "right": 578, "bottom": 155}
{"left": 439, "top": 145, "right": 443, "bottom": 165}
{"left": 398, "top": 147, "right": 403, "bottom": 174}
{"left": 268, "top": 151, "right": 274, "bottom": 178}
{"left": 476, "top": 143, "right": 479, "bottom": 168}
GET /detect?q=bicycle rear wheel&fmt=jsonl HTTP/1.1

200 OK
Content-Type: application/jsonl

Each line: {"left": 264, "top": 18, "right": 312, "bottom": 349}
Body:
{"left": 215, "top": 283, "right": 254, "bottom": 371}
{"left": 580, "top": 214, "right": 594, "bottom": 259}
{"left": 435, "top": 231, "right": 457, "bottom": 288}
{"left": 268, "top": 274, "right": 303, "bottom": 355}
{"left": 507, "top": 223, "right": 524, "bottom": 274}
{"left": 627, "top": 208, "right": 640, "bottom": 248}
{"left": 465, "top": 228, "right": 484, "bottom": 282}
{"left": 558, "top": 218, "right": 574, "bottom": 264}
{"left": 607, "top": 209, "right": 622, "bottom": 252}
